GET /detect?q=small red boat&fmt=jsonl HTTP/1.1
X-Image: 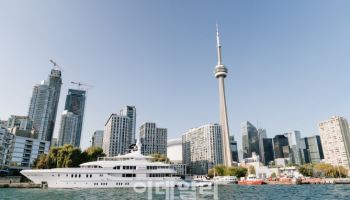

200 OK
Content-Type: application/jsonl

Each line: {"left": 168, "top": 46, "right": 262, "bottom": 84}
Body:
{"left": 238, "top": 175, "right": 266, "bottom": 185}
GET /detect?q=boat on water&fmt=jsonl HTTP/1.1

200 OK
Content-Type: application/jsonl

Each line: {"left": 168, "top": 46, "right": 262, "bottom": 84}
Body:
{"left": 238, "top": 175, "right": 266, "bottom": 185}
{"left": 21, "top": 142, "right": 211, "bottom": 188}
{"left": 213, "top": 176, "right": 238, "bottom": 185}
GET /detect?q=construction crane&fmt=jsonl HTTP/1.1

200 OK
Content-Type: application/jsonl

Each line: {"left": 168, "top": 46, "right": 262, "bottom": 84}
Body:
{"left": 50, "top": 59, "right": 62, "bottom": 70}
{"left": 70, "top": 81, "right": 93, "bottom": 90}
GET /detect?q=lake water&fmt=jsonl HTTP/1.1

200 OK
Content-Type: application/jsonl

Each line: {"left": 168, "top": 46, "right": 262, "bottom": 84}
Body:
{"left": 1, "top": 185, "right": 350, "bottom": 199}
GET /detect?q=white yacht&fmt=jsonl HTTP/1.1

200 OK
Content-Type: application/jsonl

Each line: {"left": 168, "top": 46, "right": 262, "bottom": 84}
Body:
{"left": 21, "top": 143, "right": 208, "bottom": 188}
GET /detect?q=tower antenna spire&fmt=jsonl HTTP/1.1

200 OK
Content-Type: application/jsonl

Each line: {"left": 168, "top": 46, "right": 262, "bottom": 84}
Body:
{"left": 214, "top": 23, "right": 232, "bottom": 167}
{"left": 216, "top": 23, "right": 222, "bottom": 65}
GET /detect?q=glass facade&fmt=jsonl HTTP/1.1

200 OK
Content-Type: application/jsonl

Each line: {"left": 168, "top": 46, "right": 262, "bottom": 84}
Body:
{"left": 241, "top": 121, "right": 260, "bottom": 159}
{"left": 64, "top": 89, "right": 86, "bottom": 147}
{"left": 273, "top": 135, "right": 290, "bottom": 159}
{"left": 262, "top": 138, "right": 274, "bottom": 165}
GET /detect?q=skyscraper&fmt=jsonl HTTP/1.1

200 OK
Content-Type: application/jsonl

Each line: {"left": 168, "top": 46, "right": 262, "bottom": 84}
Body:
{"left": 47, "top": 69, "right": 62, "bottom": 141}
{"left": 103, "top": 114, "right": 129, "bottom": 157}
{"left": 241, "top": 121, "right": 260, "bottom": 159}
{"left": 273, "top": 135, "right": 290, "bottom": 159}
{"left": 120, "top": 106, "right": 136, "bottom": 146}
{"left": 140, "top": 122, "right": 167, "bottom": 155}
{"left": 258, "top": 128, "right": 267, "bottom": 163}
{"left": 28, "top": 68, "right": 62, "bottom": 142}
{"left": 262, "top": 138, "right": 274, "bottom": 165}
{"left": 182, "top": 124, "right": 223, "bottom": 175}
{"left": 319, "top": 116, "right": 350, "bottom": 170}
{"left": 284, "top": 131, "right": 303, "bottom": 165}
{"left": 300, "top": 135, "right": 324, "bottom": 164}
{"left": 92, "top": 130, "right": 104, "bottom": 148}
{"left": 64, "top": 89, "right": 86, "bottom": 147}
{"left": 214, "top": 25, "right": 232, "bottom": 167}
{"left": 230, "top": 136, "right": 239, "bottom": 162}
{"left": 58, "top": 110, "right": 79, "bottom": 147}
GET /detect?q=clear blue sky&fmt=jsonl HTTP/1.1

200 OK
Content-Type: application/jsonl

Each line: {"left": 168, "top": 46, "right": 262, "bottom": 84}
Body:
{"left": 1, "top": 0, "right": 349, "bottom": 150}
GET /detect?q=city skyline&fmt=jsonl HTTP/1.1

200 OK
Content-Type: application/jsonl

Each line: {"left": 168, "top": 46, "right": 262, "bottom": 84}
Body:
{"left": 1, "top": 1, "right": 350, "bottom": 150}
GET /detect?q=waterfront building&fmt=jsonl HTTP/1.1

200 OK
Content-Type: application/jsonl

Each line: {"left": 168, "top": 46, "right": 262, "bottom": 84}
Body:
{"left": 170, "top": 163, "right": 187, "bottom": 177}
{"left": 230, "top": 136, "right": 239, "bottom": 162}
{"left": 28, "top": 68, "right": 62, "bottom": 142}
{"left": 64, "top": 89, "right": 86, "bottom": 147}
{"left": 284, "top": 131, "right": 303, "bottom": 165}
{"left": 300, "top": 135, "right": 324, "bottom": 164}
{"left": 274, "top": 158, "right": 289, "bottom": 167}
{"left": 7, "top": 135, "right": 49, "bottom": 168}
{"left": 241, "top": 121, "right": 260, "bottom": 159}
{"left": 273, "top": 135, "right": 290, "bottom": 159}
{"left": 262, "top": 138, "right": 274, "bottom": 166}
{"left": 92, "top": 130, "right": 104, "bottom": 148}
{"left": 58, "top": 110, "right": 79, "bottom": 147}
{"left": 239, "top": 152, "right": 273, "bottom": 179}
{"left": 182, "top": 124, "right": 223, "bottom": 175}
{"left": 214, "top": 26, "right": 232, "bottom": 167}
{"left": 319, "top": 116, "right": 350, "bottom": 169}
{"left": 0, "top": 127, "right": 12, "bottom": 166}
{"left": 258, "top": 128, "right": 267, "bottom": 163}
{"left": 120, "top": 106, "right": 136, "bottom": 145}
{"left": 103, "top": 114, "right": 129, "bottom": 157}
{"left": 140, "top": 122, "right": 167, "bottom": 156}
{"left": 167, "top": 138, "right": 182, "bottom": 163}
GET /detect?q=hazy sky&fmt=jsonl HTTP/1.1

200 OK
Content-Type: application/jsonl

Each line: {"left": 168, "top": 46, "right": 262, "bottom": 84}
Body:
{"left": 1, "top": 0, "right": 349, "bottom": 150}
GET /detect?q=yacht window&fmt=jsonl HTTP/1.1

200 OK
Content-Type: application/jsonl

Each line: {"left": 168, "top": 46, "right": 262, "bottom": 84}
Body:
{"left": 86, "top": 174, "right": 88, "bottom": 178}
{"left": 79, "top": 174, "right": 81, "bottom": 178}
{"left": 90, "top": 174, "right": 92, "bottom": 178}
{"left": 117, "top": 166, "right": 120, "bottom": 170}
{"left": 71, "top": 174, "right": 73, "bottom": 178}
{"left": 75, "top": 174, "right": 77, "bottom": 178}
{"left": 113, "top": 166, "right": 117, "bottom": 170}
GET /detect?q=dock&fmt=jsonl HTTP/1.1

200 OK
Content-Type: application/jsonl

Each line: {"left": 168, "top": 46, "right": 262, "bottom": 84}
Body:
{"left": 0, "top": 183, "right": 42, "bottom": 188}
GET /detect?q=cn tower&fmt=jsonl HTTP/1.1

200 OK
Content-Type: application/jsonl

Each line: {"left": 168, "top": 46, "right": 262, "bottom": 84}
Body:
{"left": 214, "top": 25, "right": 232, "bottom": 167}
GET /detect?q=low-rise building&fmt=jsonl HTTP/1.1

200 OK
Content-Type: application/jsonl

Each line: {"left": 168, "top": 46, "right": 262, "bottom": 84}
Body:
{"left": 171, "top": 163, "right": 187, "bottom": 178}
{"left": 7, "top": 135, "right": 50, "bottom": 168}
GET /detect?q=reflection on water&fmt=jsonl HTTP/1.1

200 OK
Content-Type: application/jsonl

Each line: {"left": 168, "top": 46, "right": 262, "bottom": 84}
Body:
{"left": 1, "top": 185, "right": 350, "bottom": 200}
